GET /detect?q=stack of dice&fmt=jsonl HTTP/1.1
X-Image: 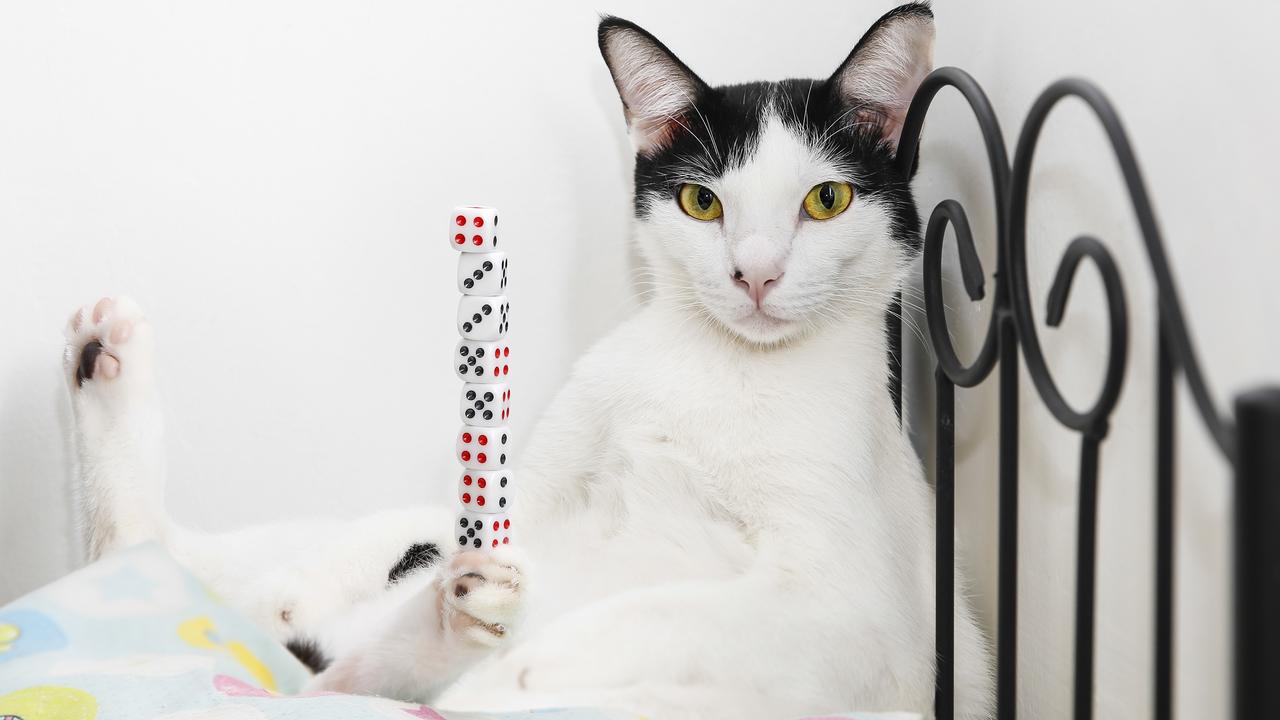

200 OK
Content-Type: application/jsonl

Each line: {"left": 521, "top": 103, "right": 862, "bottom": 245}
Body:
{"left": 450, "top": 205, "right": 513, "bottom": 551}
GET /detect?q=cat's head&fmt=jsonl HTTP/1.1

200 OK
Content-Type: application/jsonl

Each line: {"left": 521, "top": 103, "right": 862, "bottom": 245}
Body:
{"left": 599, "top": 3, "right": 933, "bottom": 346}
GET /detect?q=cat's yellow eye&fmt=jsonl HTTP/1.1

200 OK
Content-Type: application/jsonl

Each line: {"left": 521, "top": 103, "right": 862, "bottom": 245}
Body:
{"left": 802, "top": 181, "right": 854, "bottom": 220}
{"left": 678, "top": 184, "right": 723, "bottom": 221}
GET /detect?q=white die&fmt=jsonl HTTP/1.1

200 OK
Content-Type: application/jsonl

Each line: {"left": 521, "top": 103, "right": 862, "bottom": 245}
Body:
{"left": 457, "top": 252, "right": 507, "bottom": 295}
{"left": 456, "top": 512, "right": 512, "bottom": 550}
{"left": 456, "top": 425, "right": 510, "bottom": 469}
{"left": 457, "top": 295, "right": 509, "bottom": 341}
{"left": 458, "top": 468, "right": 513, "bottom": 513}
{"left": 460, "top": 382, "right": 510, "bottom": 426}
{"left": 449, "top": 206, "right": 500, "bottom": 252}
{"left": 455, "top": 339, "right": 510, "bottom": 383}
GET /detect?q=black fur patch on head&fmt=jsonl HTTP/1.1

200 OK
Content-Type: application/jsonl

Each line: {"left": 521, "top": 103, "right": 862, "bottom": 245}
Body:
{"left": 76, "top": 340, "right": 103, "bottom": 387}
{"left": 285, "top": 637, "right": 331, "bottom": 674}
{"left": 631, "top": 79, "right": 921, "bottom": 253}
{"left": 387, "top": 542, "right": 441, "bottom": 585}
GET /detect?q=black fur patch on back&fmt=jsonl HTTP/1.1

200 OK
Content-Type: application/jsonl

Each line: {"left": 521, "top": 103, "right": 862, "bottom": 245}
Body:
{"left": 285, "top": 637, "right": 331, "bottom": 674}
{"left": 388, "top": 542, "right": 441, "bottom": 585}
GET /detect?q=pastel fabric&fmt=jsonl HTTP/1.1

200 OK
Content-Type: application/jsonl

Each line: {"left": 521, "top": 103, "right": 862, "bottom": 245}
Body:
{"left": 0, "top": 544, "right": 920, "bottom": 720}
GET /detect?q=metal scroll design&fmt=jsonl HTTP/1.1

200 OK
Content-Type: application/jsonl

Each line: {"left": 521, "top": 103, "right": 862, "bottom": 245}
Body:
{"left": 892, "top": 68, "right": 1249, "bottom": 720}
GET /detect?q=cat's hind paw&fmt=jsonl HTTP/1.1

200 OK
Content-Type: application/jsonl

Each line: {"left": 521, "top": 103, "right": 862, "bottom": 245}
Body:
{"left": 64, "top": 296, "right": 154, "bottom": 394}
{"left": 439, "top": 547, "right": 527, "bottom": 648}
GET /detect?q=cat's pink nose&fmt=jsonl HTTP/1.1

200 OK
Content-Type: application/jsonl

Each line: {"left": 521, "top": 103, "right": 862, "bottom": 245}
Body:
{"left": 733, "top": 266, "right": 783, "bottom": 308}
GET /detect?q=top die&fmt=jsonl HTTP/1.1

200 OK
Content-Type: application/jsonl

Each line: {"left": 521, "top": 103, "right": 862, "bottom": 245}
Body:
{"left": 450, "top": 206, "right": 499, "bottom": 252}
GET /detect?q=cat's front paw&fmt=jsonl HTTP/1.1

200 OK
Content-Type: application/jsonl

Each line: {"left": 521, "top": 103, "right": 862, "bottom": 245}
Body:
{"left": 63, "top": 296, "right": 154, "bottom": 395}
{"left": 438, "top": 547, "right": 526, "bottom": 648}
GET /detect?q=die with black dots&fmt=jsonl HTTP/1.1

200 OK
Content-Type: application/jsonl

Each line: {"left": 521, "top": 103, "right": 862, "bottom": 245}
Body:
{"left": 456, "top": 512, "right": 511, "bottom": 549}
{"left": 455, "top": 339, "right": 511, "bottom": 383}
{"left": 460, "top": 382, "right": 510, "bottom": 426}
{"left": 457, "top": 295, "right": 509, "bottom": 341}
{"left": 457, "top": 252, "right": 507, "bottom": 295}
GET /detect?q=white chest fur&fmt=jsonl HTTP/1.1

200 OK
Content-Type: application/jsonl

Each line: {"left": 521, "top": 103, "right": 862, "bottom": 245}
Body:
{"left": 516, "top": 299, "right": 930, "bottom": 619}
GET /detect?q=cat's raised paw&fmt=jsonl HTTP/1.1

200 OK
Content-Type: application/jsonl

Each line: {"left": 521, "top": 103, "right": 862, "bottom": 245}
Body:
{"left": 64, "top": 296, "right": 153, "bottom": 391}
{"left": 439, "top": 547, "right": 526, "bottom": 648}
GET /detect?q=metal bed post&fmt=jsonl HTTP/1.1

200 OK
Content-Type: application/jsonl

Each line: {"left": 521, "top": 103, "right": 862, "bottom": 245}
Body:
{"left": 1233, "top": 387, "right": 1280, "bottom": 719}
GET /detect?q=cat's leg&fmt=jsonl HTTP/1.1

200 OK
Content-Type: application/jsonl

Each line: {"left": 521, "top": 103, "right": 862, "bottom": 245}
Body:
{"left": 64, "top": 295, "right": 169, "bottom": 559}
{"left": 308, "top": 547, "right": 527, "bottom": 702}
{"left": 439, "top": 566, "right": 942, "bottom": 719}
{"left": 60, "top": 296, "right": 457, "bottom": 648}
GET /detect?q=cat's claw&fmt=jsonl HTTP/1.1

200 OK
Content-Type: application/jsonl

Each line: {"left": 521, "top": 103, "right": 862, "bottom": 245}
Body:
{"left": 64, "top": 296, "right": 154, "bottom": 393}
{"left": 439, "top": 548, "right": 526, "bottom": 648}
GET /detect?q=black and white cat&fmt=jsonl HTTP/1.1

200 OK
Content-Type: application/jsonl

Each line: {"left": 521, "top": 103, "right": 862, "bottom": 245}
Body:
{"left": 61, "top": 4, "right": 992, "bottom": 718}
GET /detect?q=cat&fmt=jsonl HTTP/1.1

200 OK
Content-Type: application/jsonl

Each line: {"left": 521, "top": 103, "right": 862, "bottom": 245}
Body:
{"left": 60, "top": 3, "right": 993, "bottom": 718}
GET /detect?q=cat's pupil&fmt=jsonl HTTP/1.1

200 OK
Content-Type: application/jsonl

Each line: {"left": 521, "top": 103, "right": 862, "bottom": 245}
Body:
{"left": 697, "top": 186, "right": 714, "bottom": 211}
{"left": 819, "top": 183, "right": 835, "bottom": 209}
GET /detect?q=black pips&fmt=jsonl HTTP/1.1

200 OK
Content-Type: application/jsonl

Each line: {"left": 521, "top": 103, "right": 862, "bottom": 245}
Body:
{"left": 468, "top": 389, "right": 495, "bottom": 421}
{"left": 458, "top": 518, "right": 484, "bottom": 548}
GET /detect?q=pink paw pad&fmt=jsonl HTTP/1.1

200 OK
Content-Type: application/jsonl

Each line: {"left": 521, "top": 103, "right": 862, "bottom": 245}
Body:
{"left": 109, "top": 320, "right": 132, "bottom": 345}
{"left": 92, "top": 297, "right": 114, "bottom": 324}
{"left": 96, "top": 354, "right": 120, "bottom": 380}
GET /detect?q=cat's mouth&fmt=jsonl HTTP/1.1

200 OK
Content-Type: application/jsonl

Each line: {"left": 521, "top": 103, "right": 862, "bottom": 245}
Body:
{"left": 749, "top": 308, "right": 787, "bottom": 325}
{"left": 731, "top": 306, "right": 793, "bottom": 335}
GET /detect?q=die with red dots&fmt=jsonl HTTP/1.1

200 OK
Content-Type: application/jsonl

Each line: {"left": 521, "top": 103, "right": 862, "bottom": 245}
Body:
{"left": 457, "top": 295, "right": 509, "bottom": 341}
{"left": 456, "top": 425, "right": 510, "bottom": 469}
{"left": 457, "top": 252, "right": 507, "bottom": 295}
{"left": 449, "top": 206, "right": 499, "bottom": 252}
{"left": 460, "top": 382, "right": 510, "bottom": 426}
{"left": 458, "top": 468, "right": 512, "bottom": 513}
{"left": 457, "top": 512, "right": 511, "bottom": 550}
{"left": 455, "top": 339, "right": 511, "bottom": 383}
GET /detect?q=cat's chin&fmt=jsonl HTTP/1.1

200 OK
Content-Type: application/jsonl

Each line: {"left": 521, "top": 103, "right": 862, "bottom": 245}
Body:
{"left": 720, "top": 308, "right": 806, "bottom": 346}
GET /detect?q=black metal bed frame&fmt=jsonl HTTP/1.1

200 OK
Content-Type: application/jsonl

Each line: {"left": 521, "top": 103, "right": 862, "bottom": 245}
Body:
{"left": 887, "top": 68, "right": 1280, "bottom": 719}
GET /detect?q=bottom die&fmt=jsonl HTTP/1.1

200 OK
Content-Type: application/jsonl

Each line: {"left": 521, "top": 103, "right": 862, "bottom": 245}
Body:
{"left": 457, "top": 512, "right": 511, "bottom": 550}
{"left": 459, "top": 469, "right": 512, "bottom": 512}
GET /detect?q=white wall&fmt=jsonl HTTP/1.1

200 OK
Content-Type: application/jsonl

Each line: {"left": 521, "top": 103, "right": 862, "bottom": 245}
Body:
{"left": 1, "top": 1, "right": 1275, "bottom": 717}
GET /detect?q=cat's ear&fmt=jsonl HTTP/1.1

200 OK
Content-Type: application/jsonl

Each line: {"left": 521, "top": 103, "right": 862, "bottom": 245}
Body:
{"left": 598, "top": 17, "right": 710, "bottom": 156}
{"left": 828, "top": 2, "right": 935, "bottom": 151}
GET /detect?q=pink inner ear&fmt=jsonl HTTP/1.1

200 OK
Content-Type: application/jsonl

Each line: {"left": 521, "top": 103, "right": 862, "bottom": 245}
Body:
{"left": 859, "top": 107, "right": 907, "bottom": 151}
{"left": 628, "top": 107, "right": 686, "bottom": 156}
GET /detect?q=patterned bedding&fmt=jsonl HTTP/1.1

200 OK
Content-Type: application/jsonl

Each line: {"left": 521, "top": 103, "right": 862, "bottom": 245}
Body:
{"left": 0, "top": 544, "right": 918, "bottom": 720}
